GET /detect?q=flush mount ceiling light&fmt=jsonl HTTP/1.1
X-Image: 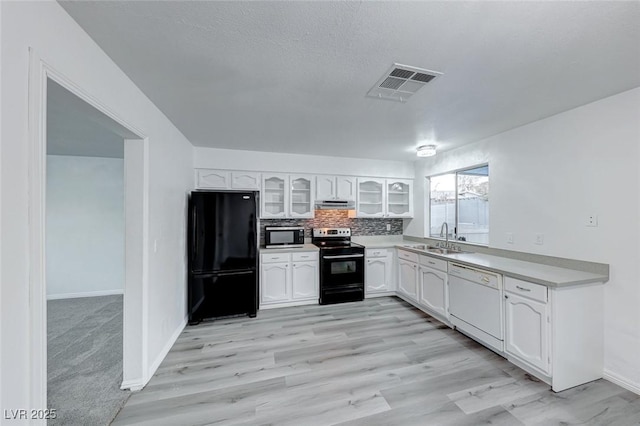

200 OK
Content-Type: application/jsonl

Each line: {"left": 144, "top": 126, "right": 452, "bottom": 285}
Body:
{"left": 416, "top": 144, "right": 437, "bottom": 157}
{"left": 367, "top": 63, "right": 443, "bottom": 103}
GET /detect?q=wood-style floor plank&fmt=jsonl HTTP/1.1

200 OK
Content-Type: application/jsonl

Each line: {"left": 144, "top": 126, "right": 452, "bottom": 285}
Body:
{"left": 112, "top": 297, "right": 640, "bottom": 425}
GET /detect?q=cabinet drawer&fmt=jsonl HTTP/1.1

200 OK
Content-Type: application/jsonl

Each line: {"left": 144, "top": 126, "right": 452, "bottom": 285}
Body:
{"left": 397, "top": 249, "right": 418, "bottom": 263}
{"left": 261, "top": 252, "right": 291, "bottom": 264}
{"left": 505, "top": 277, "right": 547, "bottom": 303}
{"left": 366, "top": 248, "right": 389, "bottom": 258}
{"left": 419, "top": 255, "right": 447, "bottom": 272}
{"left": 292, "top": 251, "right": 318, "bottom": 262}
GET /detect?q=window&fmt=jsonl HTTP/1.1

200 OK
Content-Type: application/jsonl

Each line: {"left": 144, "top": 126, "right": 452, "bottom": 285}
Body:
{"left": 428, "top": 165, "right": 489, "bottom": 245}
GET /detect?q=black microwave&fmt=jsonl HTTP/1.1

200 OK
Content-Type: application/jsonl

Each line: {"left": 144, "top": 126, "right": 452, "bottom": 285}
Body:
{"left": 265, "top": 226, "right": 305, "bottom": 248}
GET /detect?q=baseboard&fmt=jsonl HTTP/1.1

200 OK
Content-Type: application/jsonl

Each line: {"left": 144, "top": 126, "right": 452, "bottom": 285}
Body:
{"left": 604, "top": 369, "right": 640, "bottom": 395}
{"left": 47, "top": 289, "right": 124, "bottom": 300}
{"left": 144, "top": 316, "right": 187, "bottom": 384}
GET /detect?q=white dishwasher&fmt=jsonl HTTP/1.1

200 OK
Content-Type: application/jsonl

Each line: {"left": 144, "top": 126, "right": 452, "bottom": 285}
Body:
{"left": 448, "top": 263, "right": 504, "bottom": 353}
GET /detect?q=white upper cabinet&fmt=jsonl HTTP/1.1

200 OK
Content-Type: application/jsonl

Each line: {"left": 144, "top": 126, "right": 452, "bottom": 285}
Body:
{"left": 261, "top": 173, "right": 314, "bottom": 218}
{"left": 336, "top": 176, "right": 357, "bottom": 200}
{"left": 289, "top": 174, "right": 315, "bottom": 218}
{"left": 356, "top": 177, "right": 413, "bottom": 218}
{"left": 386, "top": 179, "right": 413, "bottom": 218}
{"left": 315, "top": 175, "right": 356, "bottom": 201}
{"left": 196, "top": 169, "right": 230, "bottom": 189}
{"left": 261, "top": 174, "right": 289, "bottom": 218}
{"left": 357, "top": 178, "right": 386, "bottom": 217}
{"left": 231, "top": 172, "right": 261, "bottom": 190}
{"left": 315, "top": 175, "right": 336, "bottom": 200}
{"left": 196, "top": 169, "right": 260, "bottom": 190}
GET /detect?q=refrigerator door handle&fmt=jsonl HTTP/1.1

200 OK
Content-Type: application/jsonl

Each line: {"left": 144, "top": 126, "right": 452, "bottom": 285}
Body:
{"left": 213, "top": 270, "right": 255, "bottom": 277}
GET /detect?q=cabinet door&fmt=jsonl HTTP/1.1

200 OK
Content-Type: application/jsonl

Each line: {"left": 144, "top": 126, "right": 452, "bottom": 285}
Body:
{"left": 261, "top": 174, "right": 288, "bottom": 218}
{"left": 196, "top": 169, "right": 230, "bottom": 189}
{"left": 398, "top": 259, "right": 418, "bottom": 301}
{"left": 289, "top": 174, "right": 315, "bottom": 218}
{"left": 419, "top": 266, "right": 448, "bottom": 319}
{"left": 261, "top": 262, "right": 290, "bottom": 304}
{"left": 336, "top": 176, "right": 356, "bottom": 200}
{"left": 291, "top": 261, "right": 318, "bottom": 300}
{"left": 357, "top": 178, "right": 385, "bottom": 217}
{"left": 386, "top": 179, "right": 413, "bottom": 218}
{"left": 366, "top": 256, "right": 390, "bottom": 294}
{"left": 505, "top": 292, "right": 549, "bottom": 374}
{"left": 315, "top": 176, "right": 336, "bottom": 200}
{"left": 231, "top": 172, "right": 260, "bottom": 190}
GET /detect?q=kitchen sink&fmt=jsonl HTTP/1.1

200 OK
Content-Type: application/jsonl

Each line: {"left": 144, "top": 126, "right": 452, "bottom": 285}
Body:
{"left": 425, "top": 245, "right": 468, "bottom": 255}
{"left": 401, "top": 244, "right": 427, "bottom": 250}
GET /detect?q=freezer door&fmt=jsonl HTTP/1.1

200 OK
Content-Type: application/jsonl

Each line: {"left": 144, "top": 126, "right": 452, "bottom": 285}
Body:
{"left": 189, "top": 270, "right": 257, "bottom": 323}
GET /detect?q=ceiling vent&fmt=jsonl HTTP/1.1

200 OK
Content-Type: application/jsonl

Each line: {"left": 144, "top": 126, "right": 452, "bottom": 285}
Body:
{"left": 367, "top": 63, "right": 442, "bottom": 103}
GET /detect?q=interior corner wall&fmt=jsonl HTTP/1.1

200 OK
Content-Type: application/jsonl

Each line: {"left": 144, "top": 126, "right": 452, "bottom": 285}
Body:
{"left": 411, "top": 87, "right": 640, "bottom": 391}
{"left": 1, "top": 0, "right": 194, "bottom": 410}
{"left": 46, "top": 155, "right": 124, "bottom": 299}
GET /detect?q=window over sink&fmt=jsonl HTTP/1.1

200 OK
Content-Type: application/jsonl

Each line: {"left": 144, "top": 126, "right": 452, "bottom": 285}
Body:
{"left": 428, "top": 165, "right": 489, "bottom": 245}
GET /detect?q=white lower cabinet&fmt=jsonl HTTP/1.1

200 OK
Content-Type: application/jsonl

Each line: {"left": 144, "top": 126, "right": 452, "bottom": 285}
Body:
{"left": 418, "top": 255, "right": 448, "bottom": 321}
{"left": 397, "top": 250, "right": 418, "bottom": 302}
{"left": 504, "top": 291, "right": 549, "bottom": 374}
{"left": 260, "top": 251, "right": 318, "bottom": 308}
{"left": 261, "top": 262, "right": 290, "bottom": 303}
{"left": 291, "top": 261, "right": 318, "bottom": 300}
{"left": 365, "top": 248, "right": 394, "bottom": 295}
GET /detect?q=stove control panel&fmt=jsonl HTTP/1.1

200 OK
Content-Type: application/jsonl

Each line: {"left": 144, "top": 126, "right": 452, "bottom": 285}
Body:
{"left": 312, "top": 228, "right": 351, "bottom": 238}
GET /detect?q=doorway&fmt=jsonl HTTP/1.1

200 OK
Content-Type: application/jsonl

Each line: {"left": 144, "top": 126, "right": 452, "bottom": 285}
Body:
{"left": 46, "top": 80, "right": 134, "bottom": 424}
{"left": 27, "top": 55, "right": 150, "bottom": 424}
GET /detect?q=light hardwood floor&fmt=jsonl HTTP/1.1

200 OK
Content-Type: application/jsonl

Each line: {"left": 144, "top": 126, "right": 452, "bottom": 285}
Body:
{"left": 112, "top": 297, "right": 640, "bottom": 425}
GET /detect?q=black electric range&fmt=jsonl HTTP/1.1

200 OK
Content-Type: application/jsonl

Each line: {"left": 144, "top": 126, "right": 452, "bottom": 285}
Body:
{"left": 312, "top": 228, "right": 365, "bottom": 305}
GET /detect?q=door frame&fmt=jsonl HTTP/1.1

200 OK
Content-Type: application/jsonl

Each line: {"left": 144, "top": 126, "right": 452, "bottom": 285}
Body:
{"left": 27, "top": 48, "right": 150, "bottom": 411}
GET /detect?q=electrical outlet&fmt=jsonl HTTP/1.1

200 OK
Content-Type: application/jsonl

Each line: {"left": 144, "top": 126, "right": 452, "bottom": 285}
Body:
{"left": 506, "top": 232, "right": 514, "bottom": 244}
{"left": 386, "top": 223, "right": 391, "bottom": 231}
{"left": 586, "top": 214, "right": 598, "bottom": 227}
{"left": 535, "top": 233, "right": 544, "bottom": 245}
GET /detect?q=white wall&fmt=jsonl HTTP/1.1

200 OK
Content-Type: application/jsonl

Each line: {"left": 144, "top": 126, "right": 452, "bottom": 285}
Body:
{"left": 1, "top": 0, "right": 193, "bottom": 412}
{"left": 409, "top": 87, "right": 640, "bottom": 391}
{"left": 194, "top": 147, "right": 415, "bottom": 179}
{"left": 46, "top": 155, "right": 124, "bottom": 299}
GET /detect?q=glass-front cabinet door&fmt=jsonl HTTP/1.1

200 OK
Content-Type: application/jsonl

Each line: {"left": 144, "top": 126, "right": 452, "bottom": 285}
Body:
{"left": 289, "top": 174, "right": 315, "bottom": 218}
{"left": 356, "top": 178, "right": 385, "bottom": 217}
{"left": 386, "top": 179, "right": 413, "bottom": 218}
{"left": 261, "top": 174, "right": 288, "bottom": 218}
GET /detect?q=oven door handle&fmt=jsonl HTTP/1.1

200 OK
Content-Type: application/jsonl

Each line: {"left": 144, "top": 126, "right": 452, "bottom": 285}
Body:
{"left": 323, "top": 254, "right": 364, "bottom": 259}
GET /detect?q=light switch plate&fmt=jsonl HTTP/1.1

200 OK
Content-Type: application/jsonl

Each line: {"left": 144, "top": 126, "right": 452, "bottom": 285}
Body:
{"left": 586, "top": 215, "right": 598, "bottom": 227}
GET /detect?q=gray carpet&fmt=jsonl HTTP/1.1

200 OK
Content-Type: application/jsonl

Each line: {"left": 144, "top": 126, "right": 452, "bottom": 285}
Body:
{"left": 48, "top": 295, "right": 130, "bottom": 425}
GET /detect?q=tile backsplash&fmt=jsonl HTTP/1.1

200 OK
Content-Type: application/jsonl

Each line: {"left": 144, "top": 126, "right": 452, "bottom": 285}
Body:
{"left": 260, "top": 210, "right": 402, "bottom": 245}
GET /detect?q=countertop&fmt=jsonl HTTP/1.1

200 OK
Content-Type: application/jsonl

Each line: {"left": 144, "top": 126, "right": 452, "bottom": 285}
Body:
{"left": 396, "top": 246, "right": 607, "bottom": 288}
{"left": 352, "top": 236, "right": 423, "bottom": 249}
{"left": 259, "top": 244, "right": 319, "bottom": 254}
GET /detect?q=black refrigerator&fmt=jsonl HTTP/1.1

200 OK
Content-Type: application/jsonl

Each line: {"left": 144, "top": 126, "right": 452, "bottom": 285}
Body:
{"left": 188, "top": 191, "right": 258, "bottom": 324}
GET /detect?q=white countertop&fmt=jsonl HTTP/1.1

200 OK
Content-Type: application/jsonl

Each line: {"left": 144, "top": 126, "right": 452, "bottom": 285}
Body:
{"left": 259, "top": 244, "right": 319, "bottom": 254}
{"left": 396, "top": 247, "right": 607, "bottom": 288}
{"left": 352, "top": 236, "right": 421, "bottom": 249}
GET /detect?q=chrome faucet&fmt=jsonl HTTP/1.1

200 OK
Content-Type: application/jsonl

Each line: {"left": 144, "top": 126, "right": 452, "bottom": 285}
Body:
{"left": 440, "top": 222, "right": 449, "bottom": 248}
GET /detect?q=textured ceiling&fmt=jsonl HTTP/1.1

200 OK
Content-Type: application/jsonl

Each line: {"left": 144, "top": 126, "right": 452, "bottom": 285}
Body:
{"left": 59, "top": 1, "right": 640, "bottom": 161}
{"left": 47, "top": 80, "right": 136, "bottom": 158}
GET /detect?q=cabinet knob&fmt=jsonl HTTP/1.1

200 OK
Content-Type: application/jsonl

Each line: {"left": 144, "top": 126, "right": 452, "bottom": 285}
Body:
{"left": 504, "top": 294, "right": 509, "bottom": 299}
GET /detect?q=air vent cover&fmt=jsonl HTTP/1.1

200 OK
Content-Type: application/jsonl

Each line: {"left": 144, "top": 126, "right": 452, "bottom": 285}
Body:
{"left": 367, "top": 63, "right": 442, "bottom": 103}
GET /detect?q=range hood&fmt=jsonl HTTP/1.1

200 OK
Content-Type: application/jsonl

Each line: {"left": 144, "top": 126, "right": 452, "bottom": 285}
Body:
{"left": 315, "top": 199, "right": 355, "bottom": 210}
